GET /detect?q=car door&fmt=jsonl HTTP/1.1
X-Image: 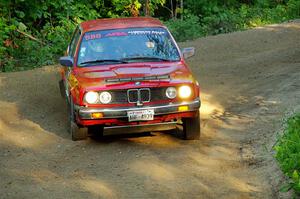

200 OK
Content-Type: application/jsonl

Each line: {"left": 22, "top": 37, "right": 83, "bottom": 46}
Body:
{"left": 63, "top": 27, "right": 81, "bottom": 100}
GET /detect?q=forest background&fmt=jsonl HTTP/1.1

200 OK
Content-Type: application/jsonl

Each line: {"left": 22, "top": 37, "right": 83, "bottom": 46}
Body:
{"left": 0, "top": 0, "right": 299, "bottom": 72}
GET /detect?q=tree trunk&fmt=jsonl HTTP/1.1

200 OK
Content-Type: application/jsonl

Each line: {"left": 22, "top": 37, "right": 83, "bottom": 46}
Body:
{"left": 181, "top": 0, "right": 183, "bottom": 21}
{"left": 145, "top": 0, "right": 150, "bottom": 16}
{"left": 170, "top": 0, "right": 174, "bottom": 19}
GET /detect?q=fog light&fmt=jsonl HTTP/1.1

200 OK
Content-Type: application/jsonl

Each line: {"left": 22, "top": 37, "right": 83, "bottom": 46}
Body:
{"left": 91, "top": 112, "right": 103, "bottom": 119}
{"left": 178, "top": 106, "right": 189, "bottom": 112}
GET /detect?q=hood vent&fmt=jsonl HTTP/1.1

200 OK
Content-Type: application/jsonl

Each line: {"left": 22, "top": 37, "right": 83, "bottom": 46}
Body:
{"left": 106, "top": 75, "right": 170, "bottom": 83}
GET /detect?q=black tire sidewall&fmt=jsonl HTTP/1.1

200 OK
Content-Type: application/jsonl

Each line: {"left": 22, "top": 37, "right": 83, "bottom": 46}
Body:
{"left": 183, "top": 110, "right": 201, "bottom": 140}
{"left": 67, "top": 97, "right": 75, "bottom": 134}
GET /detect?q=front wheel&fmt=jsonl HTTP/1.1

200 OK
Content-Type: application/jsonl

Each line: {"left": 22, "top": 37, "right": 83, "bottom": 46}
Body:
{"left": 70, "top": 121, "right": 88, "bottom": 141}
{"left": 67, "top": 98, "right": 88, "bottom": 141}
{"left": 182, "top": 110, "right": 201, "bottom": 140}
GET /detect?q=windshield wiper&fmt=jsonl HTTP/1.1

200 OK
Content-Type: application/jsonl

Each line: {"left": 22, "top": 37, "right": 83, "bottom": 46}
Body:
{"left": 121, "top": 56, "right": 175, "bottom": 62}
{"left": 79, "top": 59, "right": 128, "bottom": 66}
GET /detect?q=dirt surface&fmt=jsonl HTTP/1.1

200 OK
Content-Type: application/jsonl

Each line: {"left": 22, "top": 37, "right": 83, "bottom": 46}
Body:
{"left": 0, "top": 20, "right": 299, "bottom": 199}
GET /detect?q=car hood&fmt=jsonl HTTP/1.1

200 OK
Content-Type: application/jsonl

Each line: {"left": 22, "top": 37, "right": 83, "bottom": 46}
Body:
{"left": 76, "top": 63, "right": 186, "bottom": 79}
{"left": 74, "top": 62, "right": 194, "bottom": 88}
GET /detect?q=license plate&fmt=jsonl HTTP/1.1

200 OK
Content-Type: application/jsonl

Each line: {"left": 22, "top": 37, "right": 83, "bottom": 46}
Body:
{"left": 127, "top": 109, "right": 154, "bottom": 122}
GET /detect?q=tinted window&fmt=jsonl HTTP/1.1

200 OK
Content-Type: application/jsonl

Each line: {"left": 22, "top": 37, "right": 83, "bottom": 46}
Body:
{"left": 77, "top": 27, "right": 180, "bottom": 66}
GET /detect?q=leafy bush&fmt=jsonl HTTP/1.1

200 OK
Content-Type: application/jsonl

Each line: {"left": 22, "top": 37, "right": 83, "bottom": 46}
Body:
{"left": 164, "top": 14, "right": 204, "bottom": 42}
{"left": 0, "top": 19, "right": 76, "bottom": 72}
{"left": 0, "top": 17, "right": 17, "bottom": 70}
{"left": 275, "top": 113, "right": 300, "bottom": 196}
{"left": 201, "top": 8, "right": 241, "bottom": 35}
{"left": 287, "top": 0, "right": 300, "bottom": 18}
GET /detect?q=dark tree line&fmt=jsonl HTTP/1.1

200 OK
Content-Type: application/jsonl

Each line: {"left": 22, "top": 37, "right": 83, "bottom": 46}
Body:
{"left": 0, "top": 0, "right": 299, "bottom": 71}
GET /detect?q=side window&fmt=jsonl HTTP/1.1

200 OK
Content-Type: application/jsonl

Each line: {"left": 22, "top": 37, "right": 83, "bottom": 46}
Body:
{"left": 68, "top": 27, "right": 81, "bottom": 57}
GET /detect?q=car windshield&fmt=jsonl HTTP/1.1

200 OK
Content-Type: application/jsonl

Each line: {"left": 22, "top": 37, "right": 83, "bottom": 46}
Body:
{"left": 77, "top": 27, "right": 180, "bottom": 66}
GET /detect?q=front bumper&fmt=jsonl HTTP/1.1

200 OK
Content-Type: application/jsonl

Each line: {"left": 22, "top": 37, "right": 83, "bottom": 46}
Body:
{"left": 75, "top": 99, "right": 201, "bottom": 120}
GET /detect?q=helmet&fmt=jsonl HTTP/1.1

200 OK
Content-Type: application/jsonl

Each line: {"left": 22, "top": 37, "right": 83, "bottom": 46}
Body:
{"left": 88, "top": 39, "right": 105, "bottom": 53}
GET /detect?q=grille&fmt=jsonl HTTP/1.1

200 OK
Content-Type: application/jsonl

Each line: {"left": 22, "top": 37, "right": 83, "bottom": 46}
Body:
{"left": 140, "top": 89, "right": 150, "bottom": 102}
{"left": 108, "top": 87, "right": 170, "bottom": 104}
{"left": 110, "top": 90, "right": 128, "bottom": 103}
{"left": 128, "top": 89, "right": 138, "bottom": 103}
{"left": 127, "top": 88, "right": 150, "bottom": 103}
{"left": 151, "top": 87, "right": 167, "bottom": 101}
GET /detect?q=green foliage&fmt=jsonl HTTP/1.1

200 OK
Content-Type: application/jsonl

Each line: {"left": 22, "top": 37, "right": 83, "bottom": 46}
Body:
{"left": 201, "top": 8, "right": 240, "bottom": 35}
{"left": 0, "top": 0, "right": 299, "bottom": 72}
{"left": 0, "top": 0, "right": 109, "bottom": 72}
{"left": 275, "top": 113, "right": 300, "bottom": 196}
{"left": 164, "top": 13, "right": 204, "bottom": 42}
{"left": 164, "top": 0, "right": 300, "bottom": 44}
{"left": 287, "top": 0, "right": 300, "bottom": 18}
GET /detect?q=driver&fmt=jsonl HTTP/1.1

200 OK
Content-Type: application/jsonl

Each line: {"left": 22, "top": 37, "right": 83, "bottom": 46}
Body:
{"left": 78, "top": 39, "right": 109, "bottom": 64}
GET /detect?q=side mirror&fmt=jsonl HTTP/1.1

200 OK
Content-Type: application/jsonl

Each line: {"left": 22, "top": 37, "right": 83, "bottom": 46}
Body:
{"left": 59, "top": 56, "right": 74, "bottom": 67}
{"left": 182, "top": 47, "right": 195, "bottom": 59}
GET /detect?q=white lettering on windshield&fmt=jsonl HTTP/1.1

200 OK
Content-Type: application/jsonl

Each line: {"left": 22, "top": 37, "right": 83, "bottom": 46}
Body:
{"left": 84, "top": 33, "right": 102, "bottom": 40}
{"left": 128, "top": 30, "right": 165, "bottom": 35}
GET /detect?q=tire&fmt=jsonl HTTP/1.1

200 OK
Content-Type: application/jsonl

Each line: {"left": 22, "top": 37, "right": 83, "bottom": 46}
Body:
{"left": 67, "top": 98, "right": 88, "bottom": 141}
{"left": 182, "top": 110, "right": 201, "bottom": 140}
{"left": 70, "top": 121, "right": 88, "bottom": 141}
{"left": 59, "top": 80, "right": 66, "bottom": 99}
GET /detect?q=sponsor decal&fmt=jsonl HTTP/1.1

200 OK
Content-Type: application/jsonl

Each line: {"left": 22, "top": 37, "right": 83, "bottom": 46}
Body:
{"left": 84, "top": 30, "right": 165, "bottom": 40}
{"left": 68, "top": 73, "right": 78, "bottom": 90}
{"left": 128, "top": 30, "right": 165, "bottom": 35}
{"left": 105, "top": 32, "right": 128, "bottom": 37}
{"left": 84, "top": 33, "right": 101, "bottom": 40}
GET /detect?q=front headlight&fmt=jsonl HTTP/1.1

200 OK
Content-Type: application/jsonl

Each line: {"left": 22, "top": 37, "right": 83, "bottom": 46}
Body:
{"left": 84, "top": 91, "right": 99, "bottom": 104}
{"left": 166, "top": 87, "right": 177, "bottom": 99}
{"left": 178, "top": 85, "right": 192, "bottom": 99}
{"left": 99, "top": 91, "right": 112, "bottom": 104}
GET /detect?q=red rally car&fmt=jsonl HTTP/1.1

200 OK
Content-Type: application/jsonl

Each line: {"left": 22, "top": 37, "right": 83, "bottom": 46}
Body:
{"left": 59, "top": 17, "right": 201, "bottom": 141}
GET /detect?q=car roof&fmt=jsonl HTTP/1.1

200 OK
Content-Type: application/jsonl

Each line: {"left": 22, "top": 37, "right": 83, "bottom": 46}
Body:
{"left": 80, "top": 17, "right": 165, "bottom": 32}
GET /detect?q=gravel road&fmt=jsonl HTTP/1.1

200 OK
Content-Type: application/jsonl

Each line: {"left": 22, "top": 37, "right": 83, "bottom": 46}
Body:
{"left": 0, "top": 20, "right": 299, "bottom": 199}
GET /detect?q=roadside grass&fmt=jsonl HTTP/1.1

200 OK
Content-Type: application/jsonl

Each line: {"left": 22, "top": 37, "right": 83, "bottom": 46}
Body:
{"left": 275, "top": 113, "right": 300, "bottom": 197}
